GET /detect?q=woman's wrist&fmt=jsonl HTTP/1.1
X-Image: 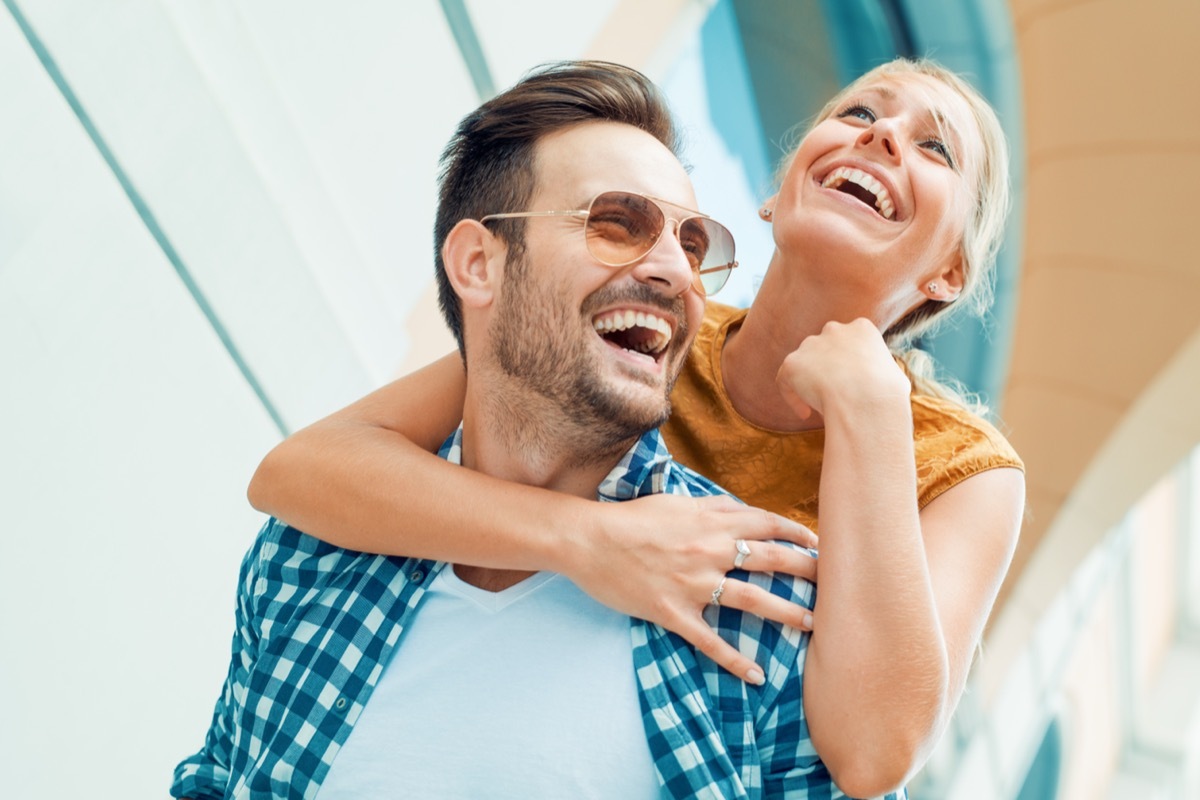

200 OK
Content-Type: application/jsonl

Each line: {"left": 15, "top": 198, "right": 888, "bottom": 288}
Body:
{"left": 822, "top": 390, "right": 913, "bottom": 438}
{"left": 534, "top": 492, "right": 602, "bottom": 578}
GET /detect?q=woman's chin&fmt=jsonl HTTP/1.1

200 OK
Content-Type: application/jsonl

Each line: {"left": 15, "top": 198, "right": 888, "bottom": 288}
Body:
{"left": 777, "top": 216, "right": 891, "bottom": 265}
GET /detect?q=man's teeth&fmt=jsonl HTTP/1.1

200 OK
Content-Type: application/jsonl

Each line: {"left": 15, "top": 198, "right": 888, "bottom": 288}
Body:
{"left": 821, "top": 166, "right": 896, "bottom": 220}
{"left": 592, "top": 310, "right": 672, "bottom": 355}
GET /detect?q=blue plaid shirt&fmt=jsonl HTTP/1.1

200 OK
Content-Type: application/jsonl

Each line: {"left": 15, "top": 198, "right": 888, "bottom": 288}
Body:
{"left": 172, "top": 428, "right": 904, "bottom": 799}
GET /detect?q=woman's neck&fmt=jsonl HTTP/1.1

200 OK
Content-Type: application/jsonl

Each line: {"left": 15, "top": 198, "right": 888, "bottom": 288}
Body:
{"left": 721, "top": 259, "right": 817, "bottom": 431}
{"left": 722, "top": 251, "right": 881, "bottom": 432}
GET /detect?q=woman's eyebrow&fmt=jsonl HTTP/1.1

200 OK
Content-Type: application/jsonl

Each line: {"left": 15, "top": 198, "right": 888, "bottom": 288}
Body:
{"left": 931, "top": 110, "right": 964, "bottom": 148}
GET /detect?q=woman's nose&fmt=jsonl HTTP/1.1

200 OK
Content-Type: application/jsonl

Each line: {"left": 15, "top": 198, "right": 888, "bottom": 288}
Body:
{"left": 857, "top": 120, "right": 901, "bottom": 162}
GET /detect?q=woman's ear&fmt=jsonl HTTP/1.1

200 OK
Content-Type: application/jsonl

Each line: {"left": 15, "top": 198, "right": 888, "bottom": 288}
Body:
{"left": 759, "top": 193, "right": 779, "bottom": 220}
{"left": 925, "top": 255, "right": 965, "bottom": 302}
{"left": 442, "top": 219, "right": 504, "bottom": 309}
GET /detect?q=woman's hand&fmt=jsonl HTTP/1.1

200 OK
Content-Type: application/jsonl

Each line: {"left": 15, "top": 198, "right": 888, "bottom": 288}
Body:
{"left": 775, "top": 318, "right": 911, "bottom": 421}
{"left": 565, "top": 493, "right": 818, "bottom": 685}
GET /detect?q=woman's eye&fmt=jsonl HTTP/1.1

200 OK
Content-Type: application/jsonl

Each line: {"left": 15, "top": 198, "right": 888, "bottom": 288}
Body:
{"left": 838, "top": 104, "right": 876, "bottom": 123}
{"left": 921, "top": 139, "right": 954, "bottom": 166}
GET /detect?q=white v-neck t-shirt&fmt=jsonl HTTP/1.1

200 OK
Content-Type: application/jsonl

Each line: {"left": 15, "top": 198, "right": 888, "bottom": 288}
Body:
{"left": 317, "top": 567, "right": 664, "bottom": 799}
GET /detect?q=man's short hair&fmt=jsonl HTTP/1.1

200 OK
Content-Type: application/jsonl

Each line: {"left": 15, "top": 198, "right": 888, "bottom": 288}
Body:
{"left": 434, "top": 61, "right": 681, "bottom": 354}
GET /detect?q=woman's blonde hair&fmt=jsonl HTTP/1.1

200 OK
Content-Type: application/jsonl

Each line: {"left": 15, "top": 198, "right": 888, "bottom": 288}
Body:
{"left": 791, "top": 58, "right": 1011, "bottom": 408}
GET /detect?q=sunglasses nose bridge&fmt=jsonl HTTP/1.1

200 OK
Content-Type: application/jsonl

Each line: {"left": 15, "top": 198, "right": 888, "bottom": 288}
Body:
{"left": 626, "top": 213, "right": 698, "bottom": 296}
{"left": 622, "top": 204, "right": 679, "bottom": 263}
{"left": 656, "top": 214, "right": 692, "bottom": 256}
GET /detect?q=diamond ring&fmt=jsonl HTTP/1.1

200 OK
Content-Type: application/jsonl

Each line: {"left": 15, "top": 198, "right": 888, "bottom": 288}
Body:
{"left": 733, "top": 539, "right": 751, "bottom": 570}
{"left": 710, "top": 577, "right": 728, "bottom": 607}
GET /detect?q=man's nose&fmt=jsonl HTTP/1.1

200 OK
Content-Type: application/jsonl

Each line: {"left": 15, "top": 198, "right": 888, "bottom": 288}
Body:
{"left": 627, "top": 220, "right": 700, "bottom": 296}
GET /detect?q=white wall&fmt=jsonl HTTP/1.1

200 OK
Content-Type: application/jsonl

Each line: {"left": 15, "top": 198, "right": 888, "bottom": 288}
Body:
{"left": 0, "top": 1, "right": 476, "bottom": 796}
{"left": 0, "top": 6, "right": 284, "bottom": 795}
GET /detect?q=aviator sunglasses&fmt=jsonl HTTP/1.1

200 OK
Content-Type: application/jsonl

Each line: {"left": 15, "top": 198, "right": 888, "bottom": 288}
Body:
{"left": 480, "top": 190, "right": 738, "bottom": 295}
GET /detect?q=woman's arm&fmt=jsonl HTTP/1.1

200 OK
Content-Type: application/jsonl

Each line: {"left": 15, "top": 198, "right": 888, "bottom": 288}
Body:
{"left": 249, "top": 353, "right": 819, "bottom": 684}
{"left": 775, "top": 320, "right": 1023, "bottom": 797}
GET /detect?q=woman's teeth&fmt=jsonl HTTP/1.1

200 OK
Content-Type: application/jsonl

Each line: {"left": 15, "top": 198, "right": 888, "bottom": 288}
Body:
{"left": 822, "top": 166, "right": 896, "bottom": 220}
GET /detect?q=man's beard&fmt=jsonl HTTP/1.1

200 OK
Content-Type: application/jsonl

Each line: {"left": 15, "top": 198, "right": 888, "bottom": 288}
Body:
{"left": 488, "top": 253, "right": 687, "bottom": 459}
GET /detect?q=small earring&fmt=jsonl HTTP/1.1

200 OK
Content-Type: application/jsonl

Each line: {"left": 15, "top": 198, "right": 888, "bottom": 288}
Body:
{"left": 759, "top": 207, "right": 773, "bottom": 220}
{"left": 927, "top": 282, "right": 939, "bottom": 294}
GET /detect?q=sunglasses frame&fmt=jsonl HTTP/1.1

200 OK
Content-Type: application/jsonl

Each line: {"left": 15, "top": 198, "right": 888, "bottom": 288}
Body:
{"left": 480, "top": 191, "right": 738, "bottom": 295}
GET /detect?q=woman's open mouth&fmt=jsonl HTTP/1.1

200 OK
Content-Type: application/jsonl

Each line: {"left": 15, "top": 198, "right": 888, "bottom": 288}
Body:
{"left": 821, "top": 166, "right": 896, "bottom": 220}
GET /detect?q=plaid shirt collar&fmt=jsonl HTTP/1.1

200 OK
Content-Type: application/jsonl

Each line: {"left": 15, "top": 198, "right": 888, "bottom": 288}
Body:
{"left": 439, "top": 424, "right": 674, "bottom": 500}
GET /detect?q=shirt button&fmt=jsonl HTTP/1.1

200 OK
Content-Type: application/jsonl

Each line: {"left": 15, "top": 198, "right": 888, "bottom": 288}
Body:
{"left": 410, "top": 569, "right": 425, "bottom": 583}
{"left": 334, "top": 697, "right": 348, "bottom": 712}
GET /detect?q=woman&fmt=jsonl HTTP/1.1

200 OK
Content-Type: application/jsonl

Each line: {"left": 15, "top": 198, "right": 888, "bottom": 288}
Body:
{"left": 248, "top": 58, "right": 1024, "bottom": 796}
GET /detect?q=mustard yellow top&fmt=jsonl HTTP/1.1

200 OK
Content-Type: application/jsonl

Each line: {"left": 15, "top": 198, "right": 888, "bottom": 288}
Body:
{"left": 663, "top": 302, "right": 1024, "bottom": 531}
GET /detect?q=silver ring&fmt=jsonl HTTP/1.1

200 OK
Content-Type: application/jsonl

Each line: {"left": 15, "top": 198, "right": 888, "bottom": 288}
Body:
{"left": 733, "top": 539, "right": 751, "bottom": 570}
{"left": 710, "top": 577, "right": 728, "bottom": 607}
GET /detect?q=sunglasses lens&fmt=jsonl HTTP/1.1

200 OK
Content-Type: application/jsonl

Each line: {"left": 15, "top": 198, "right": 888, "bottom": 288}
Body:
{"left": 584, "top": 192, "right": 665, "bottom": 267}
{"left": 584, "top": 191, "right": 736, "bottom": 295}
{"left": 681, "top": 218, "right": 736, "bottom": 295}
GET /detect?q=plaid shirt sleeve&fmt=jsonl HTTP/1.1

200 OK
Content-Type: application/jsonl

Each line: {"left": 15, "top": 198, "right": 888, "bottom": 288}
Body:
{"left": 171, "top": 519, "right": 432, "bottom": 800}
{"left": 171, "top": 531, "right": 264, "bottom": 799}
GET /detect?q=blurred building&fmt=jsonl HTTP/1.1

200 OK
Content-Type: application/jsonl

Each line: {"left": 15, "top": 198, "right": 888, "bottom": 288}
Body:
{"left": 1, "top": 1, "right": 1197, "bottom": 797}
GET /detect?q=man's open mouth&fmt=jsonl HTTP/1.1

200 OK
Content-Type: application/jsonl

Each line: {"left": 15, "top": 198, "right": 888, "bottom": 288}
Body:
{"left": 592, "top": 309, "right": 672, "bottom": 358}
{"left": 821, "top": 166, "right": 896, "bottom": 220}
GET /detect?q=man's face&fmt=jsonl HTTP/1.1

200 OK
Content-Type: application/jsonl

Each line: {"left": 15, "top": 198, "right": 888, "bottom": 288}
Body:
{"left": 488, "top": 121, "right": 707, "bottom": 446}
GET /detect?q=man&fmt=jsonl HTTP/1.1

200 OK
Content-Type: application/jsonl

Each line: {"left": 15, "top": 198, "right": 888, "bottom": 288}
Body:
{"left": 172, "top": 61, "right": 820, "bottom": 799}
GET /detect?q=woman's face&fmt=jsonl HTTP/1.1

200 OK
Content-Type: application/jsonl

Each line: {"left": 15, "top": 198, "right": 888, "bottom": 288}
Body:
{"left": 771, "top": 73, "right": 981, "bottom": 317}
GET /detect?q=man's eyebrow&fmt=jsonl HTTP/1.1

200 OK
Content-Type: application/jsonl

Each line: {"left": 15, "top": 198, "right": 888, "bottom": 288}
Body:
{"left": 551, "top": 193, "right": 595, "bottom": 212}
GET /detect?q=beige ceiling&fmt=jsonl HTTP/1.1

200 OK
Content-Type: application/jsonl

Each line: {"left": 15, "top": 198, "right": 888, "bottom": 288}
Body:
{"left": 995, "top": 0, "right": 1200, "bottom": 629}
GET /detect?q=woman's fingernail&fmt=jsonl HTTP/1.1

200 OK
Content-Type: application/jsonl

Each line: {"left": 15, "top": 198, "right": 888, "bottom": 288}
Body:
{"left": 803, "top": 613, "right": 814, "bottom": 629}
{"left": 747, "top": 668, "right": 766, "bottom": 686}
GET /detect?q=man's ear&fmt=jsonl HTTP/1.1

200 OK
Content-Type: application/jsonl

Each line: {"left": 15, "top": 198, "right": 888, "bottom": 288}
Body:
{"left": 442, "top": 219, "right": 504, "bottom": 309}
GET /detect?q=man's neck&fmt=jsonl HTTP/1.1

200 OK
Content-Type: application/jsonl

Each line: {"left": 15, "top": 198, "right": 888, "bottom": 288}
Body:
{"left": 452, "top": 386, "right": 637, "bottom": 592}
{"left": 461, "top": 395, "right": 630, "bottom": 499}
